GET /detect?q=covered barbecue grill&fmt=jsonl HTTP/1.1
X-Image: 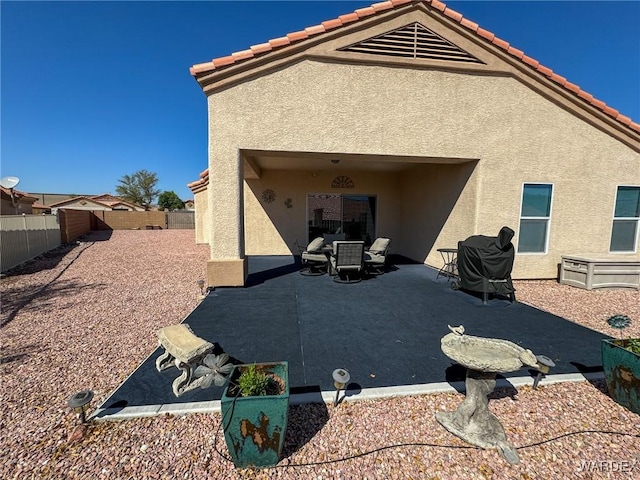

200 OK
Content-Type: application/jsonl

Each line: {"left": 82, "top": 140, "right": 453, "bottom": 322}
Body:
{"left": 455, "top": 226, "right": 516, "bottom": 304}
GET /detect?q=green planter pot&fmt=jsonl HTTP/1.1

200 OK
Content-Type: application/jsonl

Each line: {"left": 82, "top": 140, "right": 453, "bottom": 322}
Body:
{"left": 220, "top": 362, "right": 289, "bottom": 468}
{"left": 602, "top": 339, "right": 640, "bottom": 414}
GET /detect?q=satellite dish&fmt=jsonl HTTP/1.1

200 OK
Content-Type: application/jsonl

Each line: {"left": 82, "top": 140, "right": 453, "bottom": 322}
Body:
{"left": 0, "top": 176, "right": 20, "bottom": 189}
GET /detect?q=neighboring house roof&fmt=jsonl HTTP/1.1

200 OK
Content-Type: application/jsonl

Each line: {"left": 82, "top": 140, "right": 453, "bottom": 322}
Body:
{"left": 90, "top": 193, "right": 142, "bottom": 210}
{"left": 48, "top": 196, "right": 116, "bottom": 209}
{"left": 47, "top": 194, "right": 142, "bottom": 210}
{"left": 108, "top": 202, "right": 135, "bottom": 210}
{"left": 190, "top": 0, "right": 639, "bottom": 134}
{"left": 1, "top": 187, "right": 38, "bottom": 204}
{"left": 91, "top": 193, "right": 122, "bottom": 203}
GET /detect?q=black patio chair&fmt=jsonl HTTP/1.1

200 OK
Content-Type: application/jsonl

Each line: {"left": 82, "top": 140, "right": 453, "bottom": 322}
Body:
{"left": 330, "top": 241, "right": 365, "bottom": 283}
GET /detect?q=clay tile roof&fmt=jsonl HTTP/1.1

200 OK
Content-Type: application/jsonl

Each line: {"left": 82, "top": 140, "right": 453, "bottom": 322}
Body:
{"left": 321, "top": 18, "right": 343, "bottom": 31}
{"left": 355, "top": 6, "right": 377, "bottom": 18}
{"left": 460, "top": 18, "right": 479, "bottom": 32}
{"left": 338, "top": 12, "right": 360, "bottom": 24}
{"left": 189, "top": 0, "right": 639, "bottom": 134}
{"left": 507, "top": 46, "right": 524, "bottom": 60}
{"left": 188, "top": 168, "right": 210, "bottom": 191}
{"left": 287, "top": 30, "right": 309, "bottom": 42}
{"left": 521, "top": 54, "right": 539, "bottom": 69}
{"left": 305, "top": 25, "right": 326, "bottom": 36}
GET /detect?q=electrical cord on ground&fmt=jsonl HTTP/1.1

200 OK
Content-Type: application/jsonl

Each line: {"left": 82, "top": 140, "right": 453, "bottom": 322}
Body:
{"left": 212, "top": 415, "right": 640, "bottom": 469}
{"left": 212, "top": 382, "right": 242, "bottom": 464}
{"left": 517, "top": 429, "right": 640, "bottom": 450}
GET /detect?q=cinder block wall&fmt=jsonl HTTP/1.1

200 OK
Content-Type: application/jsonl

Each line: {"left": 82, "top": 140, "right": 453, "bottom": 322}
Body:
{"left": 59, "top": 209, "right": 168, "bottom": 240}
{"left": 96, "top": 211, "right": 167, "bottom": 230}
{"left": 58, "top": 209, "right": 93, "bottom": 243}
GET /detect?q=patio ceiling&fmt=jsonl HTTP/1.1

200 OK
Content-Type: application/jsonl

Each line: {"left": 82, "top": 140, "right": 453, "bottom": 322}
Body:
{"left": 242, "top": 149, "right": 475, "bottom": 178}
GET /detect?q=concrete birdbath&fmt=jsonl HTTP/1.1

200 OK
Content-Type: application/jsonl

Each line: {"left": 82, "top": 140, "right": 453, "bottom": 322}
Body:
{"left": 435, "top": 325, "right": 538, "bottom": 464}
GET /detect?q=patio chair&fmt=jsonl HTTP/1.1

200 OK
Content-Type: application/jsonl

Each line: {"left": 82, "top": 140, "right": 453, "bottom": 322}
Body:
{"left": 364, "top": 237, "right": 391, "bottom": 275}
{"left": 299, "top": 237, "right": 328, "bottom": 276}
{"left": 330, "top": 241, "right": 365, "bottom": 283}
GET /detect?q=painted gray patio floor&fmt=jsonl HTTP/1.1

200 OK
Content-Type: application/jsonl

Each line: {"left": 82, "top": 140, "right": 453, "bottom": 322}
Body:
{"left": 97, "top": 255, "right": 608, "bottom": 416}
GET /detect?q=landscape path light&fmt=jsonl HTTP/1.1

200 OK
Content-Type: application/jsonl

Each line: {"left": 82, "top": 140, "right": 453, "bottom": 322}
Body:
{"left": 332, "top": 368, "right": 350, "bottom": 407}
{"left": 197, "top": 279, "right": 206, "bottom": 296}
{"left": 533, "top": 355, "right": 555, "bottom": 390}
{"left": 67, "top": 390, "right": 94, "bottom": 424}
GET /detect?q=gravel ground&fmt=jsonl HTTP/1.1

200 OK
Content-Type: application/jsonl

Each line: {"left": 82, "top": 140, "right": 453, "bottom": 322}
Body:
{"left": 1, "top": 230, "right": 639, "bottom": 479}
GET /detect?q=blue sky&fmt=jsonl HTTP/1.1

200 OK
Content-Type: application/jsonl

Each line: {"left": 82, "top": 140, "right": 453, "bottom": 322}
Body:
{"left": 2, "top": 1, "right": 639, "bottom": 202}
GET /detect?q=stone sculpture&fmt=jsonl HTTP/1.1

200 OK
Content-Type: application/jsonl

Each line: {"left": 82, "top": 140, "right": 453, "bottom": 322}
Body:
{"left": 435, "top": 325, "right": 539, "bottom": 464}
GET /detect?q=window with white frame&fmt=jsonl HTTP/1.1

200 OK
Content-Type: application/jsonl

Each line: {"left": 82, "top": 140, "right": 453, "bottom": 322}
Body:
{"left": 517, "top": 183, "right": 553, "bottom": 253}
{"left": 610, "top": 186, "right": 640, "bottom": 252}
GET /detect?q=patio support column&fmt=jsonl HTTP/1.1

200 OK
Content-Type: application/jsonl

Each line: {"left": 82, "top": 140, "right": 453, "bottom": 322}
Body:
{"left": 206, "top": 149, "right": 247, "bottom": 287}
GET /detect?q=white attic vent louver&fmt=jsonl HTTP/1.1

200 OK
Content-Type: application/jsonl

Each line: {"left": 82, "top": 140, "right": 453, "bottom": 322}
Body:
{"left": 340, "top": 22, "right": 483, "bottom": 64}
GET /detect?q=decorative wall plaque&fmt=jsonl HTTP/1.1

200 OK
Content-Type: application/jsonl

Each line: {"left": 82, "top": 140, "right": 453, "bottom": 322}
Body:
{"left": 331, "top": 176, "right": 354, "bottom": 188}
{"left": 261, "top": 189, "right": 276, "bottom": 203}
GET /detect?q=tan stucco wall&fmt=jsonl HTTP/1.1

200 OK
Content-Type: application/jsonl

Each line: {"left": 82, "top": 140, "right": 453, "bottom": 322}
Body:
{"left": 193, "top": 188, "right": 209, "bottom": 244}
{"left": 206, "top": 59, "right": 639, "bottom": 279}
{"left": 244, "top": 169, "right": 403, "bottom": 255}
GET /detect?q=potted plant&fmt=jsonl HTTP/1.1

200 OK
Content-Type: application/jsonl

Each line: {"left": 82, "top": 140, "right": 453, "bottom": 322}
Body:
{"left": 219, "top": 361, "right": 289, "bottom": 468}
{"left": 602, "top": 314, "right": 640, "bottom": 414}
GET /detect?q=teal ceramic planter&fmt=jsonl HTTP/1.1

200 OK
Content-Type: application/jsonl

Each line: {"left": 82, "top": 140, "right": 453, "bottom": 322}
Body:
{"left": 602, "top": 339, "right": 640, "bottom": 415}
{"left": 220, "top": 362, "right": 289, "bottom": 468}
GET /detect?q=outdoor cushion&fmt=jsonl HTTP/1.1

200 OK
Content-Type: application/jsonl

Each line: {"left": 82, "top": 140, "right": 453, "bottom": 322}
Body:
{"left": 301, "top": 252, "right": 327, "bottom": 263}
{"left": 364, "top": 252, "right": 385, "bottom": 264}
{"left": 306, "top": 237, "right": 325, "bottom": 253}
{"left": 368, "top": 237, "right": 391, "bottom": 254}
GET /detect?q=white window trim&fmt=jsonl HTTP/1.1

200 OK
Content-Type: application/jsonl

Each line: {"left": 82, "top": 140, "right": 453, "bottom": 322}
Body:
{"left": 517, "top": 182, "right": 554, "bottom": 255}
{"left": 609, "top": 185, "right": 640, "bottom": 254}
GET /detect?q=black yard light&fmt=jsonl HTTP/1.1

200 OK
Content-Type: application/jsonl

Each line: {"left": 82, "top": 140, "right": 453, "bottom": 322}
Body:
{"left": 332, "top": 368, "right": 350, "bottom": 407}
{"left": 197, "top": 279, "right": 206, "bottom": 296}
{"left": 67, "top": 390, "right": 94, "bottom": 424}
{"left": 533, "top": 355, "right": 555, "bottom": 390}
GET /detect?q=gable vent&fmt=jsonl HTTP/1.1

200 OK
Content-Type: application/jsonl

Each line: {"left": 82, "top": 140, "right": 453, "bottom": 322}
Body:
{"left": 340, "top": 23, "right": 483, "bottom": 64}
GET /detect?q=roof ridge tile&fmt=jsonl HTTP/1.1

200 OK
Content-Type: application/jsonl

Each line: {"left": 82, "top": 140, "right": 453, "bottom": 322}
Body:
{"left": 355, "top": 6, "right": 377, "bottom": 17}
{"left": 443, "top": 7, "right": 463, "bottom": 22}
{"left": 269, "top": 36, "right": 291, "bottom": 48}
{"left": 371, "top": 1, "right": 395, "bottom": 12}
{"left": 507, "top": 46, "right": 524, "bottom": 59}
{"left": 322, "top": 18, "right": 343, "bottom": 30}
{"left": 305, "top": 24, "right": 326, "bottom": 36}
{"left": 492, "top": 37, "right": 510, "bottom": 51}
{"left": 338, "top": 12, "right": 360, "bottom": 24}
{"left": 430, "top": 0, "right": 446, "bottom": 12}
{"left": 460, "top": 18, "right": 479, "bottom": 32}
{"left": 287, "top": 31, "right": 309, "bottom": 42}
{"left": 251, "top": 43, "right": 272, "bottom": 55}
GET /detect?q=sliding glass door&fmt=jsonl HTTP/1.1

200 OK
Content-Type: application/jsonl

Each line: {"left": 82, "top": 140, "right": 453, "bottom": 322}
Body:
{"left": 307, "top": 194, "right": 376, "bottom": 244}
